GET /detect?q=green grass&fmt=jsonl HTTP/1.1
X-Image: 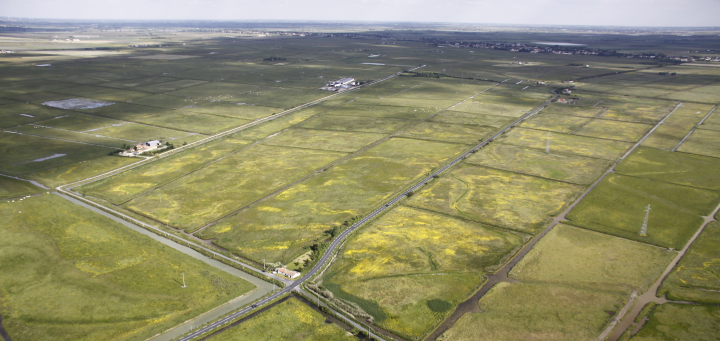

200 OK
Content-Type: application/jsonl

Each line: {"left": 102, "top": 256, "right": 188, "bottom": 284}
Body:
{"left": 199, "top": 137, "right": 468, "bottom": 263}
{"left": 29, "top": 156, "right": 139, "bottom": 188}
{"left": 677, "top": 128, "right": 720, "bottom": 159}
{"left": 573, "top": 119, "right": 652, "bottom": 142}
{"left": 0, "top": 132, "right": 113, "bottom": 175}
{"left": 431, "top": 111, "right": 513, "bottom": 128}
{"left": 466, "top": 143, "right": 611, "bottom": 185}
{"left": 0, "top": 176, "right": 42, "bottom": 199}
{"left": 519, "top": 114, "right": 591, "bottom": 133}
{"left": 510, "top": 224, "right": 675, "bottom": 292}
{"left": 566, "top": 173, "right": 720, "bottom": 249}
{"left": 323, "top": 101, "right": 440, "bottom": 120}
{"left": 496, "top": 127, "right": 633, "bottom": 160}
{"left": 180, "top": 102, "right": 282, "bottom": 120}
{"left": 87, "top": 122, "right": 194, "bottom": 141}
{"left": 10, "top": 124, "right": 128, "bottom": 147}
{"left": 397, "top": 121, "right": 496, "bottom": 145}
{"left": 437, "top": 282, "right": 626, "bottom": 341}
{"left": 0, "top": 194, "right": 254, "bottom": 341}
{"left": 630, "top": 303, "right": 720, "bottom": 341}
{"left": 205, "top": 297, "right": 353, "bottom": 341}
{"left": 125, "top": 144, "right": 344, "bottom": 231}
{"left": 615, "top": 146, "right": 720, "bottom": 191}
{"left": 658, "top": 222, "right": 720, "bottom": 303}
{"left": 322, "top": 206, "right": 522, "bottom": 339}
{"left": 77, "top": 139, "right": 250, "bottom": 204}
{"left": 0, "top": 103, "right": 69, "bottom": 129}
{"left": 407, "top": 164, "right": 583, "bottom": 234}
{"left": 641, "top": 114, "right": 706, "bottom": 150}
{"left": 261, "top": 128, "right": 385, "bottom": 153}
{"left": 300, "top": 114, "right": 415, "bottom": 134}
{"left": 542, "top": 103, "right": 604, "bottom": 117}
{"left": 450, "top": 95, "right": 544, "bottom": 118}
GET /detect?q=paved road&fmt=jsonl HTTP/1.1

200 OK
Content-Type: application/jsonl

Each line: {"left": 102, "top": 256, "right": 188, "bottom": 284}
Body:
{"left": 175, "top": 81, "right": 560, "bottom": 341}
{"left": 672, "top": 105, "right": 716, "bottom": 151}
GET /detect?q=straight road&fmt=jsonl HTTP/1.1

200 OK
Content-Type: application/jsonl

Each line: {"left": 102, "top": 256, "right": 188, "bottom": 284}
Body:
{"left": 175, "top": 82, "right": 560, "bottom": 341}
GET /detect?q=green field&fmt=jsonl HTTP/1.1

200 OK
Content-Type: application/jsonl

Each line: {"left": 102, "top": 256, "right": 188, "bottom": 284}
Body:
{"left": 677, "top": 128, "right": 720, "bottom": 159}
{"left": 397, "top": 121, "right": 495, "bottom": 145}
{"left": 573, "top": 119, "right": 652, "bottom": 142}
{"left": 658, "top": 222, "right": 720, "bottom": 303}
{"left": 406, "top": 165, "right": 583, "bottom": 234}
{"left": 199, "top": 137, "right": 467, "bottom": 263}
{"left": 125, "top": 144, "right": 344, "bottom": 231}
{"left": 519, "top": 113, "right": 591, "bottom": 133}
{"left": 0, "top": 176, "right": 43, "bottom": 199}
{"left": 261, "top": 128, "right": 385, "bottom": 153}
{"left": 0, "top": 194, "right": 254, "bottom": 341}
{"left": 510, "top": 224, "right": 674, "bottom": 292}
{"left": 615, "top": 146, "right": 720, "bottom": 191}
{"left": 430, "top": 111, "right": 513, "bottom": 128}
{"left": 566, "top": 173, "right": 719, "bottom": 249}
{"left": 206, "top": 297, "right": 353, "bottom": 341}
{"left": 496, "top": 127, "right": 632, "bottom": 160}
{"left": 77, "top": 139, "right": 251, "bottom": 203}
{"left": 630, "top": 304, "right": 720, "bottom": 341}
{"left": 466, "top": 143, "right": 611, "bottom": 185}
{"left": 437, "top": 282, "right": 626, "bottom": 341}
{"left": 322, "top": 206, "right": 523, "bottom": 339}
{"left": 29, "top": 156, "right": 139, "bottom": 189}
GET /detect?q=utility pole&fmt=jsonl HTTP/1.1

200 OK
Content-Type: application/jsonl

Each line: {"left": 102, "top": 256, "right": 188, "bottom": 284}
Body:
{"left": 639, "top": 204, "right": 650, "bottom": 236}
{"left": 545, "top": 133, "right": 551, "bottom": 154}
{"left": 263, "top": 258, "right": 265, "bottom": 271}
{"left": 181, "top": 273, "right": 186, "bottom": 288}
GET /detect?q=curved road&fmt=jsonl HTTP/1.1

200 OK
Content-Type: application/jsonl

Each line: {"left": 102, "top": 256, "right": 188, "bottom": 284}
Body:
{"left": 175, "top": 84, "right": 559, "bottom": 341}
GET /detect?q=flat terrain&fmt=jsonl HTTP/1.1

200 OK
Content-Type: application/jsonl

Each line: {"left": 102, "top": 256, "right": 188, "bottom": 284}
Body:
{"left": 566, "top": 173, "right": 719, "bottom": 249}
{"left": 0, "top": 194, "right": 254, "bottom": 341}
{"left": 205, "top": 297, "right": 353, "bottom": 341}
{"left": 630, "top": 304, "right": 720, "bottom": 341}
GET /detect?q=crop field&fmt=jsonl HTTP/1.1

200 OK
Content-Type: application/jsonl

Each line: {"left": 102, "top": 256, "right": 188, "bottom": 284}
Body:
{"left": 180, "top": 102, "right": 282, "bottom": 120}
{"left": 406, "top": 165, "right": 583, "bottom": 234}
{"left": 124, "top": 144, "right": 344, "bottom": 231}
{"left": 199, "top": 137, "right": 468, "bottom": 263}
{"left": 437, "top": 282, "right": 626, "bottom": 341}
{"left": 298, "top": 114, "right": 414, "bottom": 134}
{"left": 29, "top": 156, "right": 139, "bottom": 188}
{"left": 466, "top": 143, "right": 611, "bottom": 185}
{"left": 0, "top": 194, "right": 254, "bottom": 341}
{"left": 615, "top": 146, "right": 720, "bottom": 191}
{"left": 0, "top": 176, "right": 42, "bottom": 199}
{"left": 699, "top": 109, "right": 720, "bottom": 131}
{"left": 518, "top": 113, "right": 591, "bottom": 133}
{"left": 630, "top": 304, "right": 720, "bottom": 341}
{"left": 676, "top": 128, "right": 720, "bottom": 158}
{"left": 658, "top": 222, "right": 720, "bottom": 303}
{"left": 541, "top": 103, "right": 605, "bottom": 117}
{"left": 429, "top": 111, "right": 513, "bottom": 128}
{"left": 565, "top": 173, "right": 720, "bottom": 249}
{"left": 572, "top": 119, "right": 652, "bottom": 142}
{"left": 9, "top": 124, "right": 127, "bottom": 147}
{"left": 496, "top": 127, "right": 633, "bottom": 160}
{"left": 322, "top": 206, "right": 523, "bottom": 338}
{"left": 206, "top": 297, "right": 353, "bottom": 341}
{"left": 510, "top": 224, "right": 674, "bottom": 292}
{"left": 449, "top": 95, "right": 544, "bottom": 117}
{"left": 397, "top": 121, "right": 496, "bottom": 145}
{"left": 77, "top": 138, "right": 251, "bottom": 203}
{"left": 598, "top": 100, "right": 677, "bottom": 124}
{"left": 325, "top": 101, "right": 444, "bottom": 120}
{"left": 261, "top": 128, "right": 385, "bottom": 153}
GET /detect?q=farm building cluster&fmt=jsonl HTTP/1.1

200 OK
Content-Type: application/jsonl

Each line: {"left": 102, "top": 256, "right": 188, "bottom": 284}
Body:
{"left": 319, "top": 77, "right": 357, "bottom": 91}
{"left": 119, "top": 140, "right": 165, "bottom": 156}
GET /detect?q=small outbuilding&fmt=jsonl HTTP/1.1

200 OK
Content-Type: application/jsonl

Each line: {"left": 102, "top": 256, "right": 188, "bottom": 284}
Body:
{"left": 276, "top": 268, "right": 300, "bottom": 279}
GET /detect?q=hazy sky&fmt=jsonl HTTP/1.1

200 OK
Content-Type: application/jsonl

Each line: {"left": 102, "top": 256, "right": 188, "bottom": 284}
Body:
{"left": 2, "top": 0, "right": 720, "bottom": 27}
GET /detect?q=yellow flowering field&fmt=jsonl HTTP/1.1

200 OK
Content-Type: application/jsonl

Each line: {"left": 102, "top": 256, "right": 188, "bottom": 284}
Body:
{"left": 407, "top": 165, "right": 583, "bottom": 234}
{"left": 198, "top": 137, "right": 468, "bottom": 264}
{"left": 466, "top": 143, "right": 611, "bottom": 185}
{"left": 573, "top": 119, "right": 652, "bottom": 142}
{"left": 0, "top": 194, "right": 254, "bottom": 341}
{"left": 519, "top": 113, "right": 591, "bottom": 133}
{"left": 124, "top": 144, "right": 344, "bottom": 232}
{"left": 321, "top": 206, "right": 524, "bottom": 339}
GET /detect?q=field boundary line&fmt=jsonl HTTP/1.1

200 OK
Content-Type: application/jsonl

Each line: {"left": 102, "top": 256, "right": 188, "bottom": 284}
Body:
{"left": 620, "top": 102, "right": 683, "bottom": 160}
{"left": 59, "top": 65, "right": 425, "bottom": 192}
{"left": 672, "top": 105, "right": 716, "bottom": 151}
